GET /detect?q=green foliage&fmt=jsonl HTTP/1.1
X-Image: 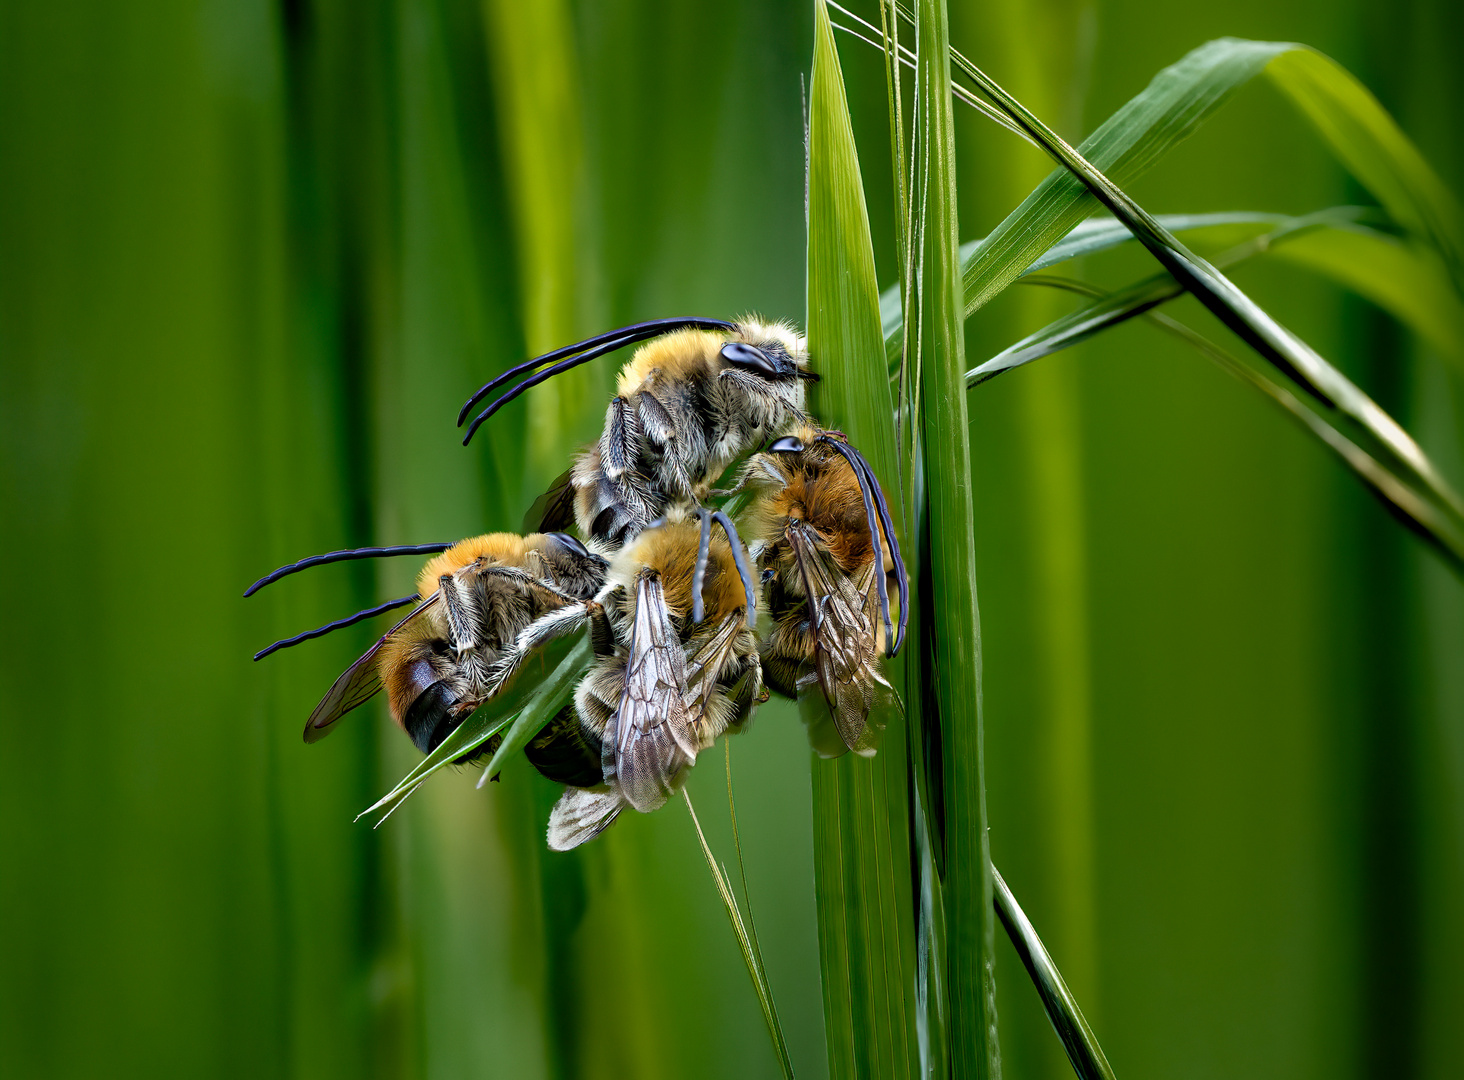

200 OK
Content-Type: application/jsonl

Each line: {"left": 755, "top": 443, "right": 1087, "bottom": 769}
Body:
{"left": 5, "top": 2, "right": 1464, "bottom": 1080}
{"left": 806, "top": 4, "right": 919, "bottom": 1077}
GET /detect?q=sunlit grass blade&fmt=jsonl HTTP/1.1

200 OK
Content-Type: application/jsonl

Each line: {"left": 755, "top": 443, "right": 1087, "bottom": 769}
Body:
{"left": 888, "top": 208, "right": 1366, "bottom": 366}
{"left": 993, "top": 867, "right": 1118, "bottom": 1080}
{"left": 903, "top": 14, "right": 1464, "bottom": 546}
{"left": 806, "top": 3, "right": 919, "bottom": 1076}
{"left": 683, "top": 789, "right": 795, "bottom": 1080}
{"left": 1143, "top": 312, "right": 1464, "bottom": 570}
{"left": 1263, "top": 47, "right": 1464, "bottom": 293}
{"left": 357, "top": 633, "right": 590, "bottom": 822}
{"left": 858, "top": 29, "right": 1462, "bottom": 355}
{"left": 906, "top": 0, "right": 998, "bottom": 1075}
{"left": 967, "top": 209, "right": 1452, "bottom": 386}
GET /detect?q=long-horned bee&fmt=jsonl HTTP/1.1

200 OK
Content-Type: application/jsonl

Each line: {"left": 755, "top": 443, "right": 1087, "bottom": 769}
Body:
{"left": 459, "top": 317, "right": 817, "bottom": 547}
{"left": 736, "top": 426, "right": 908, "bottom": 755}
{"left": 484, "top": 510, "right": 763, "bottom": 850}
{"left": 247, "top": 532, "right": 607, "bottom": 753}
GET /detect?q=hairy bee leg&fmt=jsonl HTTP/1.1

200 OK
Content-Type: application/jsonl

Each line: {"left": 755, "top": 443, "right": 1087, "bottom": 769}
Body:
{"left": 725, "top": 652, "right": 764, "bottom": 728}
{"left": 843, "top": 447, "right": 909, "bottom": 656}
{"left": 482, "top": 600, "right": 595, "bottom": 697}
{"left": 710, "top": 511, "right": 759, "bottom": 624}
{"left": 439, "top": 570, "right": 481, "bottom": 655}
{"left": 587, "top": 600, "right": 615, "bottom": 658}
{"left": 818, "top": 437, "right": 894, "bottom": 652}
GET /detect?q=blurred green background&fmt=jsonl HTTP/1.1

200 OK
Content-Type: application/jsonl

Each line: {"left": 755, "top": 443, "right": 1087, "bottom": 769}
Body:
{"left": 1, "top": 1, "right": 1459, "bottom": 1078}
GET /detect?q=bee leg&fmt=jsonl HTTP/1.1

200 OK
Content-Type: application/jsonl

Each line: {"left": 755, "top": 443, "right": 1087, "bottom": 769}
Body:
{"left": 587, "top": 600, "right": 615, "bottom": 658}
{"left": 710, "top": 511, "right": 759, "bottom": 626}
{"left": 847, "top": 448, "right": 909, "bottom": 656}
{"left": 725, "top": 652, "right": 764, "bottom": 729}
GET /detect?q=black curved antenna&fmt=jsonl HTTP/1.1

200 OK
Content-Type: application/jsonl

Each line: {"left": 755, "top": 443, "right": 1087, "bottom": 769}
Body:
{"left": 253, "top": 593, "right": 419, "bottom": 661}
{"left": 819, "top": 437, "right": 909, "bottom": 657}
{"left": 712, "top": 511, "right": 759, "bottom": 625}
{"left": 244, "top": 543, "right": 453, "bottom": 597}
{"left": 687, "top": 507, "right": 760, "bottom": 627}
{"left": 459, "top": 317, "right": 737, "bottom": 445}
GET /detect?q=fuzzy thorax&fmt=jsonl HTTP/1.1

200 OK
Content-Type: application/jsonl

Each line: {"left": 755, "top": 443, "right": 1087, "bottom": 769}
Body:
{"left": 414, "top": 533, "right": 532, "bottom": 598}
{"left": 610, "top": 516, "right": 749, "bottom": 626}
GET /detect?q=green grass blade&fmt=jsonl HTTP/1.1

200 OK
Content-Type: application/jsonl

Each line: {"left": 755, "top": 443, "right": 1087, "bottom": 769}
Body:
{"left": 1263, "top": 48, "right": 1464, "bottom": 294}
{"left": 992, "top": 867, "right": 1117, "bottom": 1080}
{"left": 684, "top": 789, "right": 795, "bottom": 1080}
{"left": 806, "top": 4, "right": 919, "bottom": 1076}
{"left": 1144, "top": 312, "right": 1464, "bottom": 570}
{"left": 883, "top": 209, "right": 1369, "bottom": 354}
{"left": 357, "top": 633, "right": 590, "bottom": 823}
{"left": 965, "top": 210, "right": 1402, "bottom": 385}
{"left": 907, "top": 0, "right": 999, "bottom": 1075}
{"left": 922, "top": 24, "right": 1464, "bottom": 540}
{"left": 1267, "top": 228, "right": 1464, "bottom": 369}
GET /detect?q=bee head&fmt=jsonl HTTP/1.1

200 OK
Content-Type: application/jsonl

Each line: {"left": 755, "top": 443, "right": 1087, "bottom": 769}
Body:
{"left": 539, "top": 531, "right": 609, "bottom": 598}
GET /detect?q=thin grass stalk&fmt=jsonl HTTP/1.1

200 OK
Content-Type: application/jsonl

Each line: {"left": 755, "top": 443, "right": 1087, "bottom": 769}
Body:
{"left": 992, "top": 867, "right": 1117, "bottom": 1080}
{"left": 909, "top": 0, "right": 999, "bottom": 1074}
{"left": 683, "top": 791, "right": 795, "bottom": 1080}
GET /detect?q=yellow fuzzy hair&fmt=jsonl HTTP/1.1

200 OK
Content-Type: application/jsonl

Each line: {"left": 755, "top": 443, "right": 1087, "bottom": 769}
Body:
{"left": 415, "top": 532, "right": 532, "bottom": 597}
{"left": 616, "top": 329, "right": 722, "bottom": 394}
{"left": 616, "top": 519, "right": 746, "bottom": 625}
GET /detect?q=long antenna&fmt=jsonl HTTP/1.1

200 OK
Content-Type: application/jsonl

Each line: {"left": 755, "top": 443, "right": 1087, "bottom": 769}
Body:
{"left": 458, "top": 317, "right": 736, "bottom": 444}
{"left": 244, "top": 543, "right": 452, "bottom": 597}
{"left": 253, "top": 594, "right": 420, "bottom": 661}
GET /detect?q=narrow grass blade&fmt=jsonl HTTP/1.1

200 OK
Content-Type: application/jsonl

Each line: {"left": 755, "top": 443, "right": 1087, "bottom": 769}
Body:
{"left": 806, "top": 4, "right": 919, "bottom": 1075}
{"left": 684, "top": 789, "right": 795, "bottom": 1080}
{"left": 965, "top": 211, "right": 1398, "bottom": 385}
{"left": 357, "top": 633, "right": 590, "bottom": 822}
{"left": 993, "top": 867, "right": 1117, "bottom": 1080}
{"left": 909, "top": 0, "right": 998, "bottom": 1075}
{"left": 1143, "top": 312, "right": 1464, "bottom": 571}
{"left": 905, "top": 13, "right": 1464, "bottom": 547}
{"left": 1263, "top": 47, "right": 1464, "bottom": 293}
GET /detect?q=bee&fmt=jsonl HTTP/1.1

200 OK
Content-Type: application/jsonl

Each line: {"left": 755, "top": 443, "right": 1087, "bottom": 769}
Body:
{"left": 246, "top": 532, "right": 607, "bottom": 755}
{"left": 459, "top": 316, "right": 817, "bottom": 547}
{"left": 484, "top": 509, "right": 763, "bottom": 850}
{"left": 735, "top": 426, "right": 909, "bottom": 755}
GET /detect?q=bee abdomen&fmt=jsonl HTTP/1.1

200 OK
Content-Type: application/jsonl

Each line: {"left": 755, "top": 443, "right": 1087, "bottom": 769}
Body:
{"left": 524, "top": 704, "right": 605, "bottom": 788}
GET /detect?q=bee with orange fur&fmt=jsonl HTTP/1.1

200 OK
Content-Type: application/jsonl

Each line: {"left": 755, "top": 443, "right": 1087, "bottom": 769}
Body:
{"left": 246, "top": 531, "right": 606, "bottom": 763}
{"left": 735, "top": 425, "right": 908, "bottom": 755}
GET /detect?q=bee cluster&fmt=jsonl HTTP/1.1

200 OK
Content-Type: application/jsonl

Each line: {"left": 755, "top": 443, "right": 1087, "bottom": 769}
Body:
{"left": 249, "top": 317, "right": 907, "bottom": 850}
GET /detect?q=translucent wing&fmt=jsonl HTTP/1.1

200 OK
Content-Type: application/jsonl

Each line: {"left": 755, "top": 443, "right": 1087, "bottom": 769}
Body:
{"left": 546, "top": 787, "right": 624, "bottom": 851}
{"left": 681, "top": 611, "right": 745, "bottom": 749}
{"left": 303, "top": 593, "right": 441, "bottom": 743}
{"left": 788, "top": 526, "right": 892, "bottom": 753}
{"left": 522, "top": 466, "right": 577, "bottom": 533}
{"left": 606, "top": 572, "right": 696, "bottom": 812}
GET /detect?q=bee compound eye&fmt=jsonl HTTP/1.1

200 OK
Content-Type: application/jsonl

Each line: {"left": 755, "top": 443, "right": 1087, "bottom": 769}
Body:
{"left": 768, "top": 435, "right": 805, "bottom": 454}
{"left": 548, "top": 532, "right": 590, "bottom": 558}
{"left": 720, "top": 341, "right": 779, "bottom": 376}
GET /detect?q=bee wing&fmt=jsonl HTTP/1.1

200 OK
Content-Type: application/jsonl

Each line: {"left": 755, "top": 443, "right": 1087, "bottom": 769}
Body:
{"left": 523, "top": 466, "right": 577, "bottom": 533}
{"left": 303, "top": 593, "right": 442, "bottom": 743}
{"left": 788, "top": 528, "right": 889, "bottom": 753}
{"left": 546, "top": 786, "right": 624, "bottom": 851}
{"left": 607, "top": 573, "right": 696, "bottom": 812}
{"left": 682, "top": 611, "right": 745, "bottom": 747}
